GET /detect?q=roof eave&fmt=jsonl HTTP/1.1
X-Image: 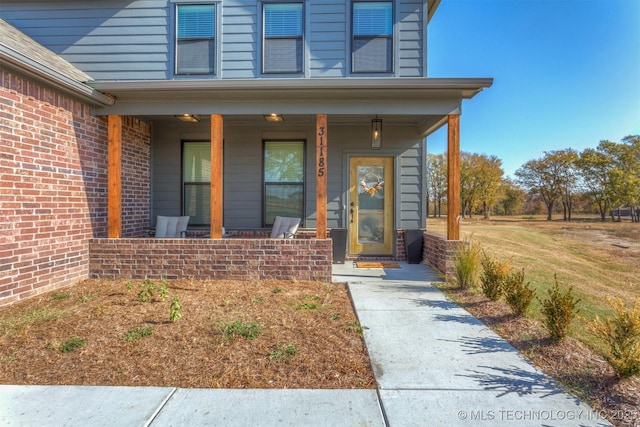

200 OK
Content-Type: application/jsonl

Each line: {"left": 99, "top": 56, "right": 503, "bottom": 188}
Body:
{"left": 0, "top": 46, "right": 114, "bottom": 107}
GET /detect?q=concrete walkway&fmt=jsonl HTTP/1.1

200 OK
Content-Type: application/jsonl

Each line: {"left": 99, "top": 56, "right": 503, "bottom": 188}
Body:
{"left": 0, "top": 263, "right": 611, "bottom": 426}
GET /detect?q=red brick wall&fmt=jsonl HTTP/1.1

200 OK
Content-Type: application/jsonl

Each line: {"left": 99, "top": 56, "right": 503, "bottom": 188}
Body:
{"left": 89, "top": 238, "right": 333, "bottom": 282}
{"left": 122, "top": 117, "right": 151, "bottom": 237}
{"left": 423, "top": 231, "right": 461, "bottom": 279}
{"left": 0, "top": 70, "right": 150, "bottom": 306}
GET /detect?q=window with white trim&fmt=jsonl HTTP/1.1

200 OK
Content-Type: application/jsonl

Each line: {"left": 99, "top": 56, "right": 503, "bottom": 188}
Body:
{"left": 263, "top": 3, "right": 304, "bottom": 74}
{"left": 263, "top": 141, "right": 305, "bottom": 226}
{"left": 352, "top": 1, "right": 393, "bottom": 73}
{"left": 176, "top": 4, "right": 216, "bottom": 75}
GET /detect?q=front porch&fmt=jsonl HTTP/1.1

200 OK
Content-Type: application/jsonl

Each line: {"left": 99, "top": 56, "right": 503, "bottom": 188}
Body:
{"left": 88, "top": 229, "right": 458, "bottom": 282}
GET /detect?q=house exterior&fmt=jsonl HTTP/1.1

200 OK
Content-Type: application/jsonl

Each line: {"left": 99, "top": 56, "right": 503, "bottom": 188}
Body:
{"left": 0, "top": 0, "right": 492, "bottom": 306}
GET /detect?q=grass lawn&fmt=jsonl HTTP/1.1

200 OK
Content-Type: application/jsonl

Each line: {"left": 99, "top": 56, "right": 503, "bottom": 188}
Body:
{"left": 426, "top": 215, "right": 639, "bottom": 352}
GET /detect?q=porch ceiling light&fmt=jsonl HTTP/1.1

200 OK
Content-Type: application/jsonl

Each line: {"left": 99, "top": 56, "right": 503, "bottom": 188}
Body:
{"left": 264, "top": 113, "right": 284, "bottom": 122}
{"left": 371, "top": 116, "right": 382, "bottom": 149}
{"left": 175, "top": 114, "right": 200, "bottom": 123}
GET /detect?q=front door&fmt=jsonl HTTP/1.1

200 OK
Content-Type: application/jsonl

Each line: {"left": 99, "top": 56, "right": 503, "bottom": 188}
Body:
{"left": 349, "top": 157, "right": 394, "bottom": 256}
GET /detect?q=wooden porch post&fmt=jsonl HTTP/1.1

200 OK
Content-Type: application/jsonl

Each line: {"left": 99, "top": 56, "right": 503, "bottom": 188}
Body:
{"left": 107, "top": 115, "right": 122, "bottom": 238}
{"left": 447, "top": 114, "right": 461, "bottom": 241}
{"left": 210, "top": 114, "right": 224, "bottom": 238}
{"left": 316, "top": 114, "right": 327, "bottom": 239}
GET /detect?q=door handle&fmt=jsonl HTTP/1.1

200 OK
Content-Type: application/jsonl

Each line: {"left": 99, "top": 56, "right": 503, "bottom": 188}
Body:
{"left": 350, "top": 208, "right": 354, "bottom": 223}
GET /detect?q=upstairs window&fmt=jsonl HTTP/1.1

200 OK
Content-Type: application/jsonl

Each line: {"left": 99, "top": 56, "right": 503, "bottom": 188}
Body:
{"left": 263, "top": 3, "right": 303, "bottom": 74}
{"left": 263, "top": 141, "right": 305, "bottom": 226}
{"left": 176, "top": 4, "right": 216, "bottom": 75}
{"left": 352, "top": 1, "right": 393, "bottom": 73}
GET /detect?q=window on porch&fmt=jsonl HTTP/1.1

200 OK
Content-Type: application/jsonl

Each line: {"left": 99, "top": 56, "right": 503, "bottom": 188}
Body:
{"left": 263, "top": 3, "right": 304, "bottom": 74}
{"left": 183, "top": 142, "right": 211, "bottom": 225}
{"left": 352, "top": 1, "right": 393, "bottom": 73}
{"left": 176, "top": 4, "right": 216, "bottom": 75}
{"left": 263, "top": 141, "right": 305, "bottom": 226}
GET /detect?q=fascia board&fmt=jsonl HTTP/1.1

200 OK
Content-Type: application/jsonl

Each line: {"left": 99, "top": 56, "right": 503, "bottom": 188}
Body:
{"left": 0, "top": 46, "right": 114, "bottom": 107}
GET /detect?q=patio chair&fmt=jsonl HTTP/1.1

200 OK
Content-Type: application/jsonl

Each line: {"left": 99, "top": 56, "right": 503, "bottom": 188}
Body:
{"left": 155, "top": 216, "right": 190, "bottom": 238}
{"left": 269, "top": 216, "right": 301, "bottom": 239}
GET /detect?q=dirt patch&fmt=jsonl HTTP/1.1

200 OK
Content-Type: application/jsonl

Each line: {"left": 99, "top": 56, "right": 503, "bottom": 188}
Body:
{"left": 0, "top": 279, "right": 375, "bottom": 389}
{"left": 442, "top": 286, "right": 640, "bottom": 427}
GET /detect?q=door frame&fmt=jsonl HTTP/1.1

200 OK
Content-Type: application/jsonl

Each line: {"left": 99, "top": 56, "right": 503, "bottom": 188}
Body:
{"left": 347, "top": 156, "right": 395, "bottom": 256}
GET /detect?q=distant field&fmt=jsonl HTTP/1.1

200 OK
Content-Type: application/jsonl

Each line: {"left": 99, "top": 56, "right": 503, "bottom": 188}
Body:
{"left": 426, "top": 215, "right": 640, "bottom": 351}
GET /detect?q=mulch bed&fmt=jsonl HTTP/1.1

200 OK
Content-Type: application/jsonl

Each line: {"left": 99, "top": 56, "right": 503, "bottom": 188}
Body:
{"left": 0, "top": 279, "right": 376, "bottom": 389}
{"left": 441, "top": 285, "right": 640, "bottom": 427}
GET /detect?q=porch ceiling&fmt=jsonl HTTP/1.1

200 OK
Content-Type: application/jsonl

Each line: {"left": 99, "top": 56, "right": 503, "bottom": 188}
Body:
{"left": 90, "top": 77, "right": 491, "bottom": 136}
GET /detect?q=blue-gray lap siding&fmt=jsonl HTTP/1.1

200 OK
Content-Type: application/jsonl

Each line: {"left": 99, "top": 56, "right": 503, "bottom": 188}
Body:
{"left": 150, "top": 119, "right": 425, "bottom": 230}
{"left": 1, "top": 0, "right": 427, "bottom": 80}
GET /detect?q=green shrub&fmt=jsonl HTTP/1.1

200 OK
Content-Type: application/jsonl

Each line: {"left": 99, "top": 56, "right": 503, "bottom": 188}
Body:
{"left": 222, "top": 320, "right": 262, "bottom": 340}
{"left": 59, "top": 336, "right": 86, "bottom": 353}
{"left": 503, "top": 269, "right": 535, "bottom": 316}
{"left": 589, "top": 296, "right": 640, "bottom": 378}
{"left": 539, "top": 275, "right": 580, "bottom": 342}
{"left": 124, "top": 326, "right": 153, "bottom": 342}
{"left": 480, "top": 253, "right": 510, "bottom": 301}
{"left": 453, "top": 239, "right": 482, "bottom": 289}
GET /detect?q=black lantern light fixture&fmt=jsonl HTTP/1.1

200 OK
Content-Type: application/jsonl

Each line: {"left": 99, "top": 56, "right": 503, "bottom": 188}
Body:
{"left": 371, "top": 116, "right": 382, "bottom": 149}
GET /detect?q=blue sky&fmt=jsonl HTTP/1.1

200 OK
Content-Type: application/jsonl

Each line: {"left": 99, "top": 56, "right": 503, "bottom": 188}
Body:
{"left": 426, "top": 0, "right": 640, "bottom": 178}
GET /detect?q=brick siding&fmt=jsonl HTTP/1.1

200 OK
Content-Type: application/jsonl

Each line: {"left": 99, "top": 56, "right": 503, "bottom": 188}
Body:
{"left": 0, "top": 70, "right": 150, "bottom": 306}
{"left": 89, "top": 238, "right": 333, "bottom": 282}
{"left": 423, "top": 231, "right": 461, "bottom": 279}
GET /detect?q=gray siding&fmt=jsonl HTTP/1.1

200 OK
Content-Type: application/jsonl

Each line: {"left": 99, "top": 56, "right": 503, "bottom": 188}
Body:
{"left": 1, "top": 1, "right": 171, "bottom": 80}
{"left": 309, "top": 0, "right": 347, "bottom": 77}
{"left": 1, "top": 0, "right": 427, "bottom": 80}
{"left": 397, "top": 0, "right": 425, "bottom": 77}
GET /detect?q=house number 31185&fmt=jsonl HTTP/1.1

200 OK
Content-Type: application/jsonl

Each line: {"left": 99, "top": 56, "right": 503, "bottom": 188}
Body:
{"left": 317, "top": 126, "right": 326, "bottom": 177}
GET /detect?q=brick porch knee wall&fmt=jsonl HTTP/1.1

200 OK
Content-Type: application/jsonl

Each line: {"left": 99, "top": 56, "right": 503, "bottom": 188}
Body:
{"left": 89, "top": 238, "right": 333, "bottom": 282}
{"left": 423, "top": 232, "right": 462, "bottom": 280}
{"left": 0, "top": 70, "right": 150, "bottom": 306}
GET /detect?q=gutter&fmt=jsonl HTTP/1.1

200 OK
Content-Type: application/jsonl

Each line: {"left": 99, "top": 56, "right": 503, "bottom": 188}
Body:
{"left": 0, "top": 45, "right": 114, "bottom": 107}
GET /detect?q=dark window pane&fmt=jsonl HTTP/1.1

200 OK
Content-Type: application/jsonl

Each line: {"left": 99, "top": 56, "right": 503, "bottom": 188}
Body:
{"left": 353, "top": 37, "right": 392, "bottom": 72}
{"left": 265, "top": 184, "right": 304, "bottom": 225}
{"left": 177, "top": 39, "right": 215, "bottom": 74}
{"left": 264, "top": 39, "right": 303, "bottom": 73}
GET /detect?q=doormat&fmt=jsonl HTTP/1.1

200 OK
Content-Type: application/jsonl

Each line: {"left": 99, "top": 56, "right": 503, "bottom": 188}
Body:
{"left": 355, "top": 262, "right": 400, "bottom": 269}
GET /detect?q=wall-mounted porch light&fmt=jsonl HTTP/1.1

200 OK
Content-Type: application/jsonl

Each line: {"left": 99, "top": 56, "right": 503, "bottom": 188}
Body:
{"left": 175, "top": 114, "right": 200, "bottom": 123}
{"left": 264, "top": 113, "right": 284, "bottom": 122}
{"left": 371, "top": 116, "right": 382, "bottom": 149}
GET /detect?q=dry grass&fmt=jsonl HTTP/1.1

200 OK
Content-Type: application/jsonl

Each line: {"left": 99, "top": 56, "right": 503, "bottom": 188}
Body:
{"left": 0, "top": 278, "right": 375, "bottom": 389}
{"left": 428, "top": 215, "right": 640, "bottom": 427}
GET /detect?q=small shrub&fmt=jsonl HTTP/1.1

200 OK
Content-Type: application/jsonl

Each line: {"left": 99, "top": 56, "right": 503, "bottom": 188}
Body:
{"left": 589, "top": 296, "right": 640, "bottom": 378}
{"left": 251, "top": 297, "right": 266, "bottom": 303}
{"left": 539, "top": 275, "right": 580, "bottom": 342}
{"left": 480, "top": 253, "right": 510, "bottom": 301}
{"left": 345, "top": 322, "right": 368, "bottom": 334}
{"left": 296, "top": 302, "right": 318, "bottom": 311}
{"left": 222, "top": 320, "right": 262, "bottom": 340}
{"left": 50, "top": 293, "right": 70, "bottom": 300}
{"left": 170, "top": 298, "right": 182, "bottom": 322}
{"left": 135, "top": 279, "right": 169, "bottom": 303}
{"left": 503, "top": 269, "right": 535, "bottom": 316}
{"left": 272, "top": 288, "right": 282, "bottom": 294}
{"left": 268, "top": 343, "right": 299, "bottom": 360}
{"left": 60, "top": 336, "right": 86, "bottom": 353}
{"left": 453, "top": 238, "right": 482, "bottom": 289}
{"left": 124, "top": 326, "right": 153, "bottom": 342}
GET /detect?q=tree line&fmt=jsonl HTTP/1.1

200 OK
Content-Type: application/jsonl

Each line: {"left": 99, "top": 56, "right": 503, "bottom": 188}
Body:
{"left": 426, "top": 135, "right": 640, "bottom": 222}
